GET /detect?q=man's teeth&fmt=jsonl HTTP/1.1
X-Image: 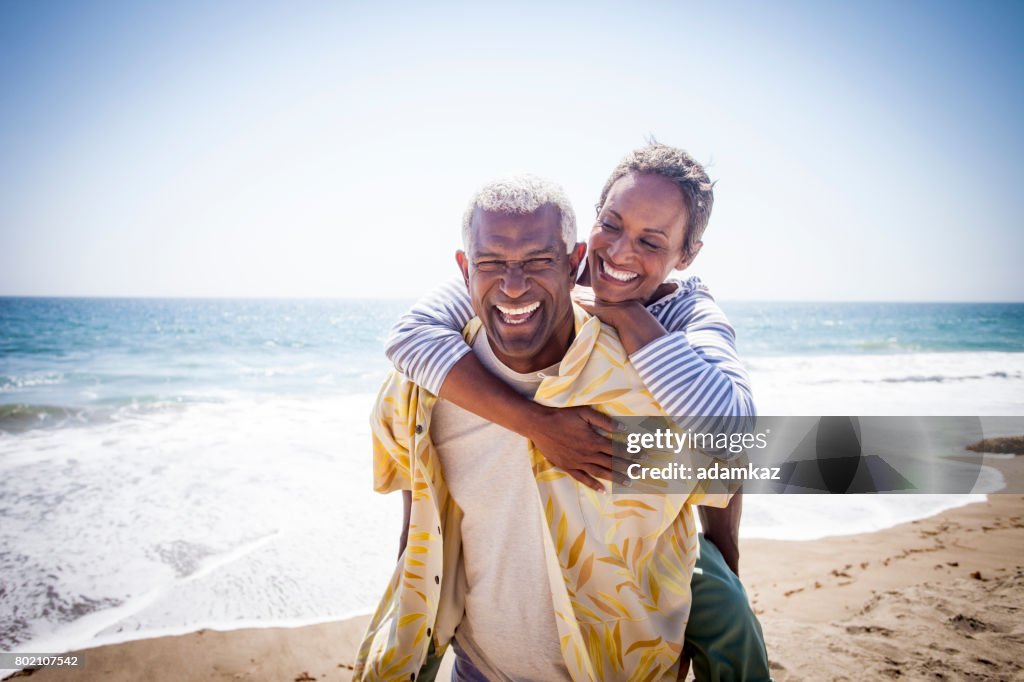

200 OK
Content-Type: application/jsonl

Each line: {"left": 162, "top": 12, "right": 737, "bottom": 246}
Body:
{"left": 496, "top": 302, "right": 540, "bottom": 324}
{"left": 603, "top": 261, "right": 639, "bottom": 282}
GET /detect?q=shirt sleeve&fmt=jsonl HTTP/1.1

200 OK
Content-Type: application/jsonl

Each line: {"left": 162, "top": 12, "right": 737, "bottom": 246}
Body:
{"left": 370, "top": 372, "right": 414, "bottom": 493}
{"left": 628, "top": 287, "right": 756, "bottom": 452}
{"left": 383, "top": 277, "right": 476, "bottom": 395}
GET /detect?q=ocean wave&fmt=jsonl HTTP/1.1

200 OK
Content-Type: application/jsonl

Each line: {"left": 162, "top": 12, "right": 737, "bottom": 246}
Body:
{"left": 0, "top": 373, "right": 67, "bottom": 391}
{"left": 0, "top": 549, "right": 124, "bottom": 651}
{"left": 0, "top": 399, "right": 201, "bottom": 435}
{"left": 748, "top": 351, "right": 1024, "bottom": 415}
{"left": 878, "top": 370, "right": 1019, "bottom": 384}
{"left": 0, "top": 404, "right": 89, "bottom": 433}
{"left": 853, "top": 338, "right": 920, "bottom": 352}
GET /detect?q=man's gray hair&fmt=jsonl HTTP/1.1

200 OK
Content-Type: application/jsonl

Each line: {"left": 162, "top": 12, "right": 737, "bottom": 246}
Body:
{"left": 461, "top": 174, "right": 577, "bottom": 254}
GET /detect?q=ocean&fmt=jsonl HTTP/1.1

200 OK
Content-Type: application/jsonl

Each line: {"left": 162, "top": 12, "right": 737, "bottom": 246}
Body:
{"left": 1, "top": 297, "right": 1022, "bottom": 656}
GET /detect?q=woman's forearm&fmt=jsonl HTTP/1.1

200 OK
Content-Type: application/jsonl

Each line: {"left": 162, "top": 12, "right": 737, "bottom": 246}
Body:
{"left": 384, "top": 277, "right": 475, "bottom": 394}
{"left": 437, "top": 353, "right": 619, "bottom": 491}
{"left": 583, "top": 288, "right": 754, "bottom": 424}
{"left": 600, "top": 301, "right": 669, "bottom": 356}
{"left": 437, "top": 353, "right": 546, "bottom": 436}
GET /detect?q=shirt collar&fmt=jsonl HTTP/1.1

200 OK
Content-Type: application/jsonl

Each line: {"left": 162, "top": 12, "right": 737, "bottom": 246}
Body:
{"left": 461, "top": 303, "right": 600, "bottom": 383}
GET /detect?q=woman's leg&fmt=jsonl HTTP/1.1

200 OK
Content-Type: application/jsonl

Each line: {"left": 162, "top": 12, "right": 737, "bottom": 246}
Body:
{"left": 684, "top": 535, "right": 773, "bottom": 682}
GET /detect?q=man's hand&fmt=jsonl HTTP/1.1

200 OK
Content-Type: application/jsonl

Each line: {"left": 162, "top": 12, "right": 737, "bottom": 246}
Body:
{"left": 525, "top": 405, "right": 630, "bottom": 491}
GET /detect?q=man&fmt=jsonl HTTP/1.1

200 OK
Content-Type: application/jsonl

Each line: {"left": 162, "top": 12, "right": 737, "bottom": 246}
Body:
{"left": 354, "top": 175, "right": 765, "bottom": 681}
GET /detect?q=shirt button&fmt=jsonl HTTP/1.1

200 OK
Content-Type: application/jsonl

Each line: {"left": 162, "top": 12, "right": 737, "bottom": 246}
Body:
{"left": 434, "top": 575, "right": 440, "bottom": 584}
{"left": 415, "top": 425, "right": 424, "bottom": 434}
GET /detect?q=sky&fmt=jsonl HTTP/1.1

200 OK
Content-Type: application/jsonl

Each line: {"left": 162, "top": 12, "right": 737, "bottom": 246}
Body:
{"left": 1, "top": 0, "right": 1022, "bottom": 301}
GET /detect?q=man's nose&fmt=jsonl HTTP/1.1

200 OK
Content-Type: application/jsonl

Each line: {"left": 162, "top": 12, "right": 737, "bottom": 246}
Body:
{"left": 500, "top": 265, "right": 530, "bottom": 299}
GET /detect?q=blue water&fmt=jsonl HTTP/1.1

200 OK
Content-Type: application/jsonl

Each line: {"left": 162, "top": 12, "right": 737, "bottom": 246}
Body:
{"left": 723, "top": 301, "right": 1024, "bottom": 356}
{"left": 0, "top": 297, "right": 411, "bottom": 432}
{"left": 3, "top": 297, "right": 1022, "bottom": 434}
{"left": 0, "top": 296, "right": 1021, "bottom": 657}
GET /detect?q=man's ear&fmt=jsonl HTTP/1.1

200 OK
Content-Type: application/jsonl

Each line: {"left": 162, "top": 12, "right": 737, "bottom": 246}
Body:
{"left": 568, "top": 242, "right": 587, "bottom": 282}
{"left": 675, "top": 240, "right": 703, "bottom": 271}
{"left": 455, "top": 250, "right": 470, "bottom": 288}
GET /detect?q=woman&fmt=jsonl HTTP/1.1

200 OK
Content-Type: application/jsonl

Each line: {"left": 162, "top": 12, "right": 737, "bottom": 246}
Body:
{"left": 384, "top": 143, "right": 770, "bottom": 681}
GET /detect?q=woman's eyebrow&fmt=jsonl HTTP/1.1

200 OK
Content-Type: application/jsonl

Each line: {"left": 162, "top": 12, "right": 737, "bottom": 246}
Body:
{"left": 642, "top": 227, "right": 669, "bottom": 237}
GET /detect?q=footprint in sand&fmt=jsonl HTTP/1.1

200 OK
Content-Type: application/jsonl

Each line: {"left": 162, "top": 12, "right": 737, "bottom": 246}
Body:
{"left": 948, "top": 613, "right": 1000, "bottom": 633}
{"left": 845, "top": 624, "right": 895, "bottom": 637}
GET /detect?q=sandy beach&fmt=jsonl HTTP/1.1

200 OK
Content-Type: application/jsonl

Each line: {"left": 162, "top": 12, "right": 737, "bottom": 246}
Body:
{"left": 7, "top": 494, "right": 1022, "bottom": 682}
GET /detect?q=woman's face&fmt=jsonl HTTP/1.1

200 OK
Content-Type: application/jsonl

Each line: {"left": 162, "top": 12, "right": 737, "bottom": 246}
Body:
{"left": 587, "top": 172, "right": 695, "bottom": 304}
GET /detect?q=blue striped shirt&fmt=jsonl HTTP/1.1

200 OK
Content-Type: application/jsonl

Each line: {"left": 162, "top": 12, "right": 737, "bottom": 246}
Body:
{"left": 384, "top": 275, "right": 755, "bottom": 436}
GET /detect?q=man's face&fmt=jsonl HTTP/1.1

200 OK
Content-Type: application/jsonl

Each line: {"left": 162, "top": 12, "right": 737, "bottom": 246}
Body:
{"left": 456, "top": 204, "right": 585, "bottom": 373}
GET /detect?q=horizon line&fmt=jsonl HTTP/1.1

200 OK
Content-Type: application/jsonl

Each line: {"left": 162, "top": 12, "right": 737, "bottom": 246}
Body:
{"left": 2, "top": 294, "right": 1023, "bottom": 305}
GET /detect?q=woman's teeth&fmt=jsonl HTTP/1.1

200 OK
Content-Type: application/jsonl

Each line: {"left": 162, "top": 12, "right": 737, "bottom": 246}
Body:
{"left": 496, "top": 301, "right": 540, "bottom": 325}
{"left": 602, "top": 260, "right": 639, "bottom": 282}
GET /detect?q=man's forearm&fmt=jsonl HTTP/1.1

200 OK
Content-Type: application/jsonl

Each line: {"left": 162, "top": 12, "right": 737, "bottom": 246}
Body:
{"left": 699, "top": 490, "right": 742, "bottom": 576}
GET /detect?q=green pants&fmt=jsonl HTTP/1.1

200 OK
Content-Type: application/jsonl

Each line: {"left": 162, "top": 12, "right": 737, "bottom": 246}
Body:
{"left": 685, "top": 535, "right": 773, "bottom": 682}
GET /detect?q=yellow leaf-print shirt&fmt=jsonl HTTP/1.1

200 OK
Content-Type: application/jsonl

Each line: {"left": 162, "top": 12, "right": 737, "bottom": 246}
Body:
{"left": 354, "top": 305, "right": 732, "bottom": 681}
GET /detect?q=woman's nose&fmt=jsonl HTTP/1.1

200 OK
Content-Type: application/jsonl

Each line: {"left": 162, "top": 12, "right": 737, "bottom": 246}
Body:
{"left": 607, "top": 234, "right": 630, "bottom": 263}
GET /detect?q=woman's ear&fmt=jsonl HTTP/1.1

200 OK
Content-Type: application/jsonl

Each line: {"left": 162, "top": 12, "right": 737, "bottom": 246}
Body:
{"left": 676, "top": 240, "right": 703, "bottom": 271}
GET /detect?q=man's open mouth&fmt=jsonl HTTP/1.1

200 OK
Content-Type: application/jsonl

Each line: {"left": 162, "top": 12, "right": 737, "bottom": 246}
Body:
{"left": 495, "top": 301, "right": 540, "bottom": 325}
{"left": 599, "top": 258, "right": 639, "bottom": 283}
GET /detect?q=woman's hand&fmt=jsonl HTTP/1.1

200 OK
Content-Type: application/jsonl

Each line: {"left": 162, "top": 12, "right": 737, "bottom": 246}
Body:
{"left": 573, "top": 288, "right": 668, "bottom": 356}
{"left": 524, "top": 405, "right": 630, "bottom": 492}
{"left": 572, "top": 287, "right": 637, "bottom": 327}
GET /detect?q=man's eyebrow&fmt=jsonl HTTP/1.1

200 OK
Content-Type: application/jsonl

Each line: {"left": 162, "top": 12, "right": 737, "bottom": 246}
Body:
{"left": 474, "top": 247, "right": 559, "bottom": 259}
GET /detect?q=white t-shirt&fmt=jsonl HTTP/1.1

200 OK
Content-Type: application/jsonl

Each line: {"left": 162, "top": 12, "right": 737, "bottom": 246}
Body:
{"left": 431, "top": 331, "right": 570, "bottom": 681}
